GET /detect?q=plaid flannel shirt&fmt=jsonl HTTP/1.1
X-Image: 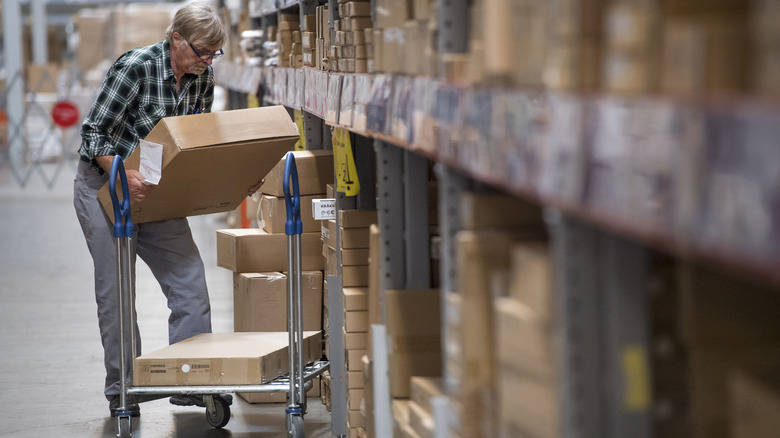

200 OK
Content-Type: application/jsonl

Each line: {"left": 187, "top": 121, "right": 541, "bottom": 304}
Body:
{"left": 79, "top": 40, "right": 215, "bottom": 166}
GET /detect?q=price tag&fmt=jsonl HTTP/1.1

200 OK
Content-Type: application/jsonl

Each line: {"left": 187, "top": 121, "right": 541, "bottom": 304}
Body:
{"left": 312, "top": 198, "right": 336, "bottom": 220}
{"left": 332, "top": 127, "right": 360, "bottom": 196}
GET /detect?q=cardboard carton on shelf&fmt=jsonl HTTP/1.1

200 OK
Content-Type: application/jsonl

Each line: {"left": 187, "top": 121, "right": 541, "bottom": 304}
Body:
{"left": 217, "top": 228, "right": 325, "bottom": 273}
{"left": 98, "top": 106, "right": 298, "bottom": 224}
{"left": 233, "top": 271, "right": 323, "bottom": 332}
{"left": 260, "top": 150, "right": 334, "bottom": 197}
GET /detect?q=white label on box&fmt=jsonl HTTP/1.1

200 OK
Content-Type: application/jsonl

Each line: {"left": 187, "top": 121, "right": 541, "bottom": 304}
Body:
{"left": 313, "top": 198, "right": 336, "bottom": 220}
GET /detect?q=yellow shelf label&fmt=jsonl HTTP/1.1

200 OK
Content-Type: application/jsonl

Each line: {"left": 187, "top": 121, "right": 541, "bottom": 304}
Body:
{"left": 622, "top": 345, "right": 651, "bottom": 411}
{"left": 294, "top": 109, "right": 306, "bottom": 151}
{"left": 333, "top": 128, "right": 360, "bottom": 196}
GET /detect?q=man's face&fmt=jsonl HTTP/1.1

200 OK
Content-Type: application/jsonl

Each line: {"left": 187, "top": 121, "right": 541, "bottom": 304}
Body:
{"left": 173, "top": 33, "right": 221, "bottom": 75}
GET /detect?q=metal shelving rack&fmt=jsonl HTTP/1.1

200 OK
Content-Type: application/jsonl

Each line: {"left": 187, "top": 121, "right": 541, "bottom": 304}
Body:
{"left": 217, "top": 1, "right": 780, "bottom": 437}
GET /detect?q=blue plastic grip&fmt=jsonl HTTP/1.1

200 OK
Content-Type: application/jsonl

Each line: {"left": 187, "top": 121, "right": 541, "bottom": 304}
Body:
{"left": 108, "top": 155, "right": 134, "bottom": 238}
{"left": 283, "top": 152, "right": 302, "bottom": 236}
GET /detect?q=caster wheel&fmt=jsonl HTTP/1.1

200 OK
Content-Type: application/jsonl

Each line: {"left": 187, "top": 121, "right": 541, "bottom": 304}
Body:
{"left": 290, "top": 415, "right": 304, "bottom": 438}
{"left": 117, "top": 416, "right": 132, "bottom": 437}
{"left": 205, "top": 396, "right": 231, "bottom": 429}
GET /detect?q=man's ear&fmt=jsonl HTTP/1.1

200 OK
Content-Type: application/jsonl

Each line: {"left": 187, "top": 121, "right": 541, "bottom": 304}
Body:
{"left": 172, "top": 32, "right": 182, "bottom": 48}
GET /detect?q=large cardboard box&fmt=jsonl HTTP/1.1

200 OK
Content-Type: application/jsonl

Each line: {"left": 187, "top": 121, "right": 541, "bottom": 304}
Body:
{"left": 233, "top": 271, "right": 323, "bottom": 332}
{"left": 99, "top": 106, "right": 298, "bottom": 224}
{"left": 259, "top": 193, "right": 322, "bottom": 234}
{"left": 217, "top": 228, "right": 325, "bottom": 273}
{"left": 730, "top": 371, "right": 780, "bottom": 438}
{"left": 260, "top": 150, "right": 334, "bottom": 197}
{"left": 322, "top": 220, "right": 371, "bottom": 248}
{"left": 386, "top": 288, "right": 441, "bottom": 398}
{"left": 133, "top": 331, "right": 321, "bottom": 386}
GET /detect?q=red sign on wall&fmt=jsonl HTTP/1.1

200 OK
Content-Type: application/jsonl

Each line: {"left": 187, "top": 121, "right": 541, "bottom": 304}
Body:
{"left": 51, "top": 101, "right": 79, "bottom": 128}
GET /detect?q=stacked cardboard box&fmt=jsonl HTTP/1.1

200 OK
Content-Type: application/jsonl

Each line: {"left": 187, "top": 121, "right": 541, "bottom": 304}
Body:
{"left": 602, "top": 1, "right": 661, "bottom": 95}
{"left": 449, "top": 192, "right": 547, "bottom": 437}
{"left": 73, "top": 8, "right": 114, "bottom": 74}
{"left": 322, "top": 209, "right": 376, "bottom": 287}
{"left": 113, "top": 4, "right": 176, "bottom": 58}
{"left": 216, "top": 151, "right": 334, "bottom": 403}
{"left": 494, "top": 244, "right": 559, "bottom": 437}
{"left": 277, "top": 13, "right": 301, "bottom": 68}
{"left": 343, "top": 287, "right": 369, "bottom": 435}
{"left": 660, "top": 1, "right": 751, "bottom": 97}
{"left": 316, "top": 5, "right": 331, "bottom": 70}
{"left": 335, "top": 1, "right": 372, "bottom": 73}
{"left": 482, "top": 0, "right": 547, "bottom": 87}
{"left": 544, "top": 0, "right": 604, "bottom": 92}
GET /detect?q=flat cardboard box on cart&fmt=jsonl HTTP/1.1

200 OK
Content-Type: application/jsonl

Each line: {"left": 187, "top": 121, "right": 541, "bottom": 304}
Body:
{"left": 98, "top": 106, "right": 299, "bottom": 224}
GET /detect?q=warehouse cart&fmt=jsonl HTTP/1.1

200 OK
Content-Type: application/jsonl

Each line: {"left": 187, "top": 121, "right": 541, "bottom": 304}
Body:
{"left": 108, "top": 152, "right": 327, "bottom": 437}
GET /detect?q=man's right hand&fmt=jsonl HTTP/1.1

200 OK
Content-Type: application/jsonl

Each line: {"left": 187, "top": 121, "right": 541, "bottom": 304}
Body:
{"left": 96, "top": 155, "right": 156, "bottom": 203}
{"left": 126, "top": 169, "right": 156, "bottom": 203}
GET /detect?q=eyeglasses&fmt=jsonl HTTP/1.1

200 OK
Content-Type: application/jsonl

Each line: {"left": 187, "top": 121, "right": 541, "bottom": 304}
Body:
{"left": 188, "top": 42, "right": 224, "bottom": 61}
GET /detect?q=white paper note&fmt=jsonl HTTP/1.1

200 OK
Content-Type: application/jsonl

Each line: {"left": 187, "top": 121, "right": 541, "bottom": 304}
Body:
{"left": 138, "top": 139, "right": 162, "bottom": 185}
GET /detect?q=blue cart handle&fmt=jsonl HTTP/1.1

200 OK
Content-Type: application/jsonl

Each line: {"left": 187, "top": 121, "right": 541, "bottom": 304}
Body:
{"left": 108, "top": 155, "right": 134, "bottom": 238}
{"left": 283, "top": 152, "right": 302, "bottom": 236}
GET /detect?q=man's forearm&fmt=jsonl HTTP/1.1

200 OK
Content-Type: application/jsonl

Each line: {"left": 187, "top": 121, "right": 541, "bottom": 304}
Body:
{"left": 95, "top": 155, "right": 115, "bottom": 173}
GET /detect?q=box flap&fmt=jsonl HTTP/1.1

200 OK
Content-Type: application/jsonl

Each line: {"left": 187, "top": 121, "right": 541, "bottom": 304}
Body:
{"left": 147, "top": 106, "right": 300, "bottom": 150}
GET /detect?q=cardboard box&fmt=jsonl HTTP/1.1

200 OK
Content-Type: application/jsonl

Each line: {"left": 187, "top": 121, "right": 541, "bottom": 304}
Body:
{"left": 240, "top": 375, "right": 320, "bottom": 403}
{"left": 259, "top": 150, "right": 334, "bottom": 197}
{"left": 349, "top": 409, "right": 363, "bottom": 427}
{"left": 459, "top": 192, "right": 545, "bottom": 231}
{"left": 509, "top": 244, "right": 554, "bottom": 320}
{"left": 347, "top": 370, "right": 364, "bottom": 389}
{"left": 345, "top": 310, "right": 369, "bottom": 333}
{"left": 344, "top": 329, "right": 369, "bottom": 350}
{"left": 322, "top": 220, "right": 371, "bottom": 248}
{"left": 494, "top": 297, "right": 555, "bottom": 379}
{"left": 217, "top": 228, "right": 325, "bottom": 273}
{"left": 386, "top": 289, "right": 441, "bottom": 398}
{"left": 99, "top": 106, "right": 297, "bottom": 224}
{"left": 259, "top": 194, "right": 322, "bottom": 234}
{"left": 26, "top": 63, "right": 59, "bottom": 93}
{"left": 349, "top": 388, "right": 365, "bottom": 410}
{"left": 368, "top": 225, "right": 381, "bottom": 327}
{"left": 347, "top": 349, "right": 368, "bottom": 371}
{"left": 344, "top": 287, "right": 369, "bottom": 311}
{"left": 133, "top": 331, "right": 321, "bottom": 386}
{"left": 233, "top": 271, "right": 323, "bottom": 332}
{"left": 339, "top": 209, "right": 378, "bottom": 228}
{"left": 343, "top": 265, "right": 370, "bottom": 287}
{"left": 324, "top": 245, "right": 370, "bottom": 266}
{"left": 498, "top": 367, "right": 559, "bottom": 438}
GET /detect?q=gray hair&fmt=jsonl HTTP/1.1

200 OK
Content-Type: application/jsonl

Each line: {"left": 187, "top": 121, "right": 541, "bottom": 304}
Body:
{"left": 166, "top": 2, "right": 228, "bottom": 49}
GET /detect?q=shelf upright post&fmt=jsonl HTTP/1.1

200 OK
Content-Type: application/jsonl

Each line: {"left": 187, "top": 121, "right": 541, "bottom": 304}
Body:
{"left": 3, "top": 0, "right": 24, "bottom": 171}
{"left": 548, "top": 211, "right": 606, "bottom": 438}
{"left": 303, "top": 111, "right": 323, "bottom": 149}
{"left": 403, "top": 150, "right": 430, "bottom": 289}
{"left": 436, "top": 0, "right": 469, "bottom": 74}
{"left": 327, "top": 273, "right": 347, "bottom": 438}
{"left": 602, "top": 233, "right": 652, "bottom": 438}
{"left": 354, "top": 134, "right": 377, "bottom": 211}
{"left": 433, "top": 163, "right": 470, "bottom": 433}
{"left": 373, "top": 139, "right": 406, "bottom": 438}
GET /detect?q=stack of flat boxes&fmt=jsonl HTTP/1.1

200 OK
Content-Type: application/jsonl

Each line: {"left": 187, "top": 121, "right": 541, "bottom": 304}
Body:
{"left": 449, "top": 192, "right": 547, "bottom": 437}
{"left": 215, "top": 150, "right": 335, "bottom": 403}
{"left": 322, "top": 208, "right": 376, "bottom": 437}
{"left": 301, "top": 14, "right": 317, "bottom": 68}
{"left": 277, "top": 13, "right": 301, "bottom": 68}
{"left": 334, "top": 1, "right": 372, "bottom": 73}
{"left": 544, "top": 0, "right": 603, "bottom": 92}
{"left": 372, "top": 0, "right": 436, "bottom": 76}
{"left": 315, "top": 4, "right": 331, "bottom": 70}
{"left": 494, "top": 244, "right": 558, "bottom": 437}
{"left": 602, "top": 1, "right": 660, "bottom": 95}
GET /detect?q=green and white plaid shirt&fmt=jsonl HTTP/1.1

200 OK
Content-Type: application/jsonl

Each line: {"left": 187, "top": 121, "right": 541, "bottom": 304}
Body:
{"left": 79, "top": 40, "right": 215, "bottom": 166}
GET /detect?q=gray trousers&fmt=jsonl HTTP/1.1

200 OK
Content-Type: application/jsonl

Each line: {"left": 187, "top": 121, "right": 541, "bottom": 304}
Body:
{"left": 73, "top": 160, "right": 211, "bottom": 400}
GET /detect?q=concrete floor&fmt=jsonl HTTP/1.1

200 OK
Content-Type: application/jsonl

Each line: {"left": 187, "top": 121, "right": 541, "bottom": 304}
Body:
{"left": 0, "top": 161, "right": 333, "bottom": 437}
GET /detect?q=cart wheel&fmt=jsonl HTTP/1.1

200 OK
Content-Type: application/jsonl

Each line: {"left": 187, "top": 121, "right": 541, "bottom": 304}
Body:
{"left": 205, "top": 396, "right": 231, "bottom": 429}
{"left": 117, "top": 416, "right": 132, "bottom": 437}
{"left": 290, "top": 415, "right": 304, "bottom": 438}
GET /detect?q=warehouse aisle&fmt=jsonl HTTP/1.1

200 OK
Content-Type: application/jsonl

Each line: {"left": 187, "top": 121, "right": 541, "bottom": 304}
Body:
{"left": 0, "top": 161, "right": 332, "bottom": 437}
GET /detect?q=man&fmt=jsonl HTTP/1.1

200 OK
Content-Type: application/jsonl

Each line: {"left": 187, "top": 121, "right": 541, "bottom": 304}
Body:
{"left": 74, "top": 2, "right": 251, "bottom": 417}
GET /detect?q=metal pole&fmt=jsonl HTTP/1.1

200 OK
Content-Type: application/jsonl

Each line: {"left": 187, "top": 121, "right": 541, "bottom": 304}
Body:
{"left": 3, "top": 0, "right": 25, "bottom": 173}
{"left": 287, "top": 236, "right": 297, "bottom": 406}
{"left": 31, "top": 0, "right": 49, "bottom": 65}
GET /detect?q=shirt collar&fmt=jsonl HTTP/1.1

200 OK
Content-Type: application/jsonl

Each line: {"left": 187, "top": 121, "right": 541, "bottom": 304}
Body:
{"left": 162, "top": 40, "right": 176, "bottom": 81}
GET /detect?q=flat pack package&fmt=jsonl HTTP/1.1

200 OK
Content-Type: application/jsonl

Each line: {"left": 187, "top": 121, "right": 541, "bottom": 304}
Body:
{"left": 98, "top": 106, "right": 299, "bottom": 223}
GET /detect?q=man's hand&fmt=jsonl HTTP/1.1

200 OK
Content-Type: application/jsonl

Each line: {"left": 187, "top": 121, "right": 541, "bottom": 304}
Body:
{"left": 126, "top": 169, "right": 156, "bottom": 203}
{"left": 96, "top": 155, "right": 156, "bottom": 203}
{"left": 248, "top": 178, "right": 265, "bottom": 196}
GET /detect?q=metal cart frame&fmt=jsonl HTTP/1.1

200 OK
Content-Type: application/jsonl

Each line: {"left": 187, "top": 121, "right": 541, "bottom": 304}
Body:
{"left": 108, "top": 153, "right": 327, "bottom": 437}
